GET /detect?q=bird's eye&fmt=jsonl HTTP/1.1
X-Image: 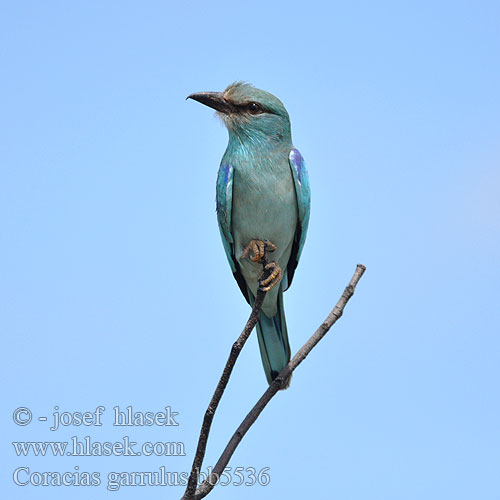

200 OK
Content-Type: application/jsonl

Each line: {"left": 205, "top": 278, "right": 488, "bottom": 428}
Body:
{"left": 247, "top": 102, "right": 262, "bottom": 115}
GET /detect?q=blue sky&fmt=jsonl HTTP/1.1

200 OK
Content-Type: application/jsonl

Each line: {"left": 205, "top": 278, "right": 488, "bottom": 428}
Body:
{"left": 2, "top": 1, "right": 499, "bottom": 499}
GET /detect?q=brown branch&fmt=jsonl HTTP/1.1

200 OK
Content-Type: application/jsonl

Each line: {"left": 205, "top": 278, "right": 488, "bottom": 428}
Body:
{"left": 182, "top": 263, "right": 366, "bottom": 500}
{"left": 184, "top": 287, "right": 266, "bottom": 497}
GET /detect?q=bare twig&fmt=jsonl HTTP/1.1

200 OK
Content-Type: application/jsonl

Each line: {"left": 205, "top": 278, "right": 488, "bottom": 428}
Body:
{"left": 184, "top": 288, "right": 266, "bottom": 497}
{"left": 183, "top": 264, "right": 366, "bottom": 500}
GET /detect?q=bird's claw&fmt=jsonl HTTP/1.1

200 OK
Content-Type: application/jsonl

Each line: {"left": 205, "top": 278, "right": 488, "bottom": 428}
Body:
{"left": 241, "top": 239, "right": 281, "bottom": 291}
{"left": 241, "top": 239, "right": 276, "bottom": 263}
{"left": 259, "top": 261, "right": 282, "bottom": 292}
{"left": 263, "top": 240, "right": 277, "bottom": 253}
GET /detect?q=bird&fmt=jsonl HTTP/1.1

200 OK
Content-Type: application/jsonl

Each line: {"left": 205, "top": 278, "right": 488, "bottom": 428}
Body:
{"left": 187, "top": 82, "right": 310, "bottom": 388}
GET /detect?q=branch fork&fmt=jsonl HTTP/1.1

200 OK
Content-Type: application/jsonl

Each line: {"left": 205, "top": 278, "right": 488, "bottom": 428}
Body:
{"left": 182, "top": 264, "right": 366, "bottom": 500}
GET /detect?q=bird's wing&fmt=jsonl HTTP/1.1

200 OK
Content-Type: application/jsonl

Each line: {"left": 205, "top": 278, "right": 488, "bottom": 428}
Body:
{"left": 285, "top": 148, "right": 311, "bottom": 290}
{"left": 216, "top": 163, "right": 250, "bottom": 302}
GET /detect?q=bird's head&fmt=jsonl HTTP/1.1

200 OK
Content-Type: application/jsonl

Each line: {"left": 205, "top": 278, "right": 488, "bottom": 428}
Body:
{"left": 187, "top": 82, "right": 292, "bottom": 146}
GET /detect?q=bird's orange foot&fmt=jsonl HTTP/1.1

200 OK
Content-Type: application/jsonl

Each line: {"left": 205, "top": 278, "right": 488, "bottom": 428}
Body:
{"left": 241, "top": 239, "right": 276, "bottom": 263}
{"left": 259, "top": 261, "right": 282, "bottom": 292}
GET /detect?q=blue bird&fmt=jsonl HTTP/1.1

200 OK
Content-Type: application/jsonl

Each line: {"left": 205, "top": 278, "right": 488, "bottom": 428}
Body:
{"left": 188, "top": 82, "right": 310, "bottom": 387}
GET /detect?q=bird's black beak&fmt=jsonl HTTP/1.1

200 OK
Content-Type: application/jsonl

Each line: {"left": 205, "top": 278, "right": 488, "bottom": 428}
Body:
{"left": 186, "top": 92, "right": 234, "bottom": 114}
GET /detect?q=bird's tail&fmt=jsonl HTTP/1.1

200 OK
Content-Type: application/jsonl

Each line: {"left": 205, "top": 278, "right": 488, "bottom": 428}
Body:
{"left": 251, "top": 284, "right": 291, "bottom": 389}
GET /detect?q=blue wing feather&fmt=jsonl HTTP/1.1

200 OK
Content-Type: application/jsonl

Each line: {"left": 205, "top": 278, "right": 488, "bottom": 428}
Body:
{"left": 216, "top": 163, "right": 250, "bottom": 302}
{"left": 216, "top": 164, "right": 235, "bottom": 271}
{"left": 286, "top": 148, "right": 311, "bottom": 290}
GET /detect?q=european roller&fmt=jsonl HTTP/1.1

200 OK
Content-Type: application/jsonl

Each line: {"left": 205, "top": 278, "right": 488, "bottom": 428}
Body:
{"left": 188, "top": 82, "right": 310, "bottom": 387}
